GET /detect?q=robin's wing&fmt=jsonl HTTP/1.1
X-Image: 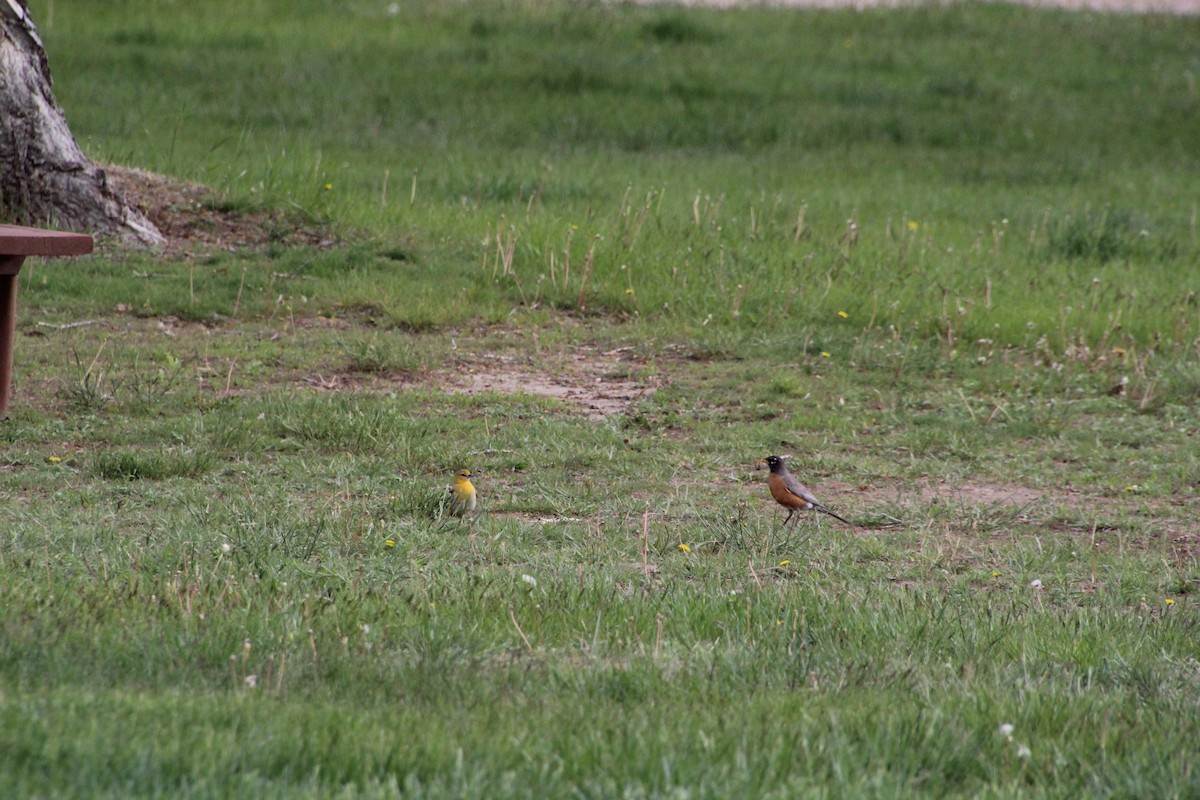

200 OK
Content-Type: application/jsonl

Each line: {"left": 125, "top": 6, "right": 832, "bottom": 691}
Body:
{"left": 781, "top": 472, "right": 820, "bottom": 506}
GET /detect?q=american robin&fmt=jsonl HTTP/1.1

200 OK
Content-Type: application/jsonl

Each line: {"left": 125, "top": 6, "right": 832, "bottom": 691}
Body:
{"left": 449, "top": 468, "right": 478, "bottom": 515}
{"left": 755, "top": 455, "right": 851, "bottom": 526}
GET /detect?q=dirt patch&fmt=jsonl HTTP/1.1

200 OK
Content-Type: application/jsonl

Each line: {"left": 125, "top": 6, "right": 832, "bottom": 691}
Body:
{"left": 440, "top": 348, "right": 657, "bottom": 419}
{"left": 804, "top": 477, "right": 1045, "bottom": 511}
{"left": 815, "top": 476, "right": 1195, "bottom": 542}
{"left": 103, "top": 165, "right": 335, "bottom": 256}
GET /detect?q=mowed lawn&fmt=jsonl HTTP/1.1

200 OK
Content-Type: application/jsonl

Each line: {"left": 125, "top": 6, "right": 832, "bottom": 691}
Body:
{"left": 3, "top": 1, "right": 1200, "bottom": 797}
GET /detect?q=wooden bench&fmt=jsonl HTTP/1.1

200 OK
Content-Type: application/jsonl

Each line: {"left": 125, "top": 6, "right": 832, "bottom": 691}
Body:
{"left": 0, "top": 224, "right": 95, "bottom": 418}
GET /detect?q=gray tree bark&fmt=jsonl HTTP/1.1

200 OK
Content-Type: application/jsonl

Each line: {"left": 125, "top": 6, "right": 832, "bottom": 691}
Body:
{"left": 0, "top": 0, "right": 163, "bottom": 246}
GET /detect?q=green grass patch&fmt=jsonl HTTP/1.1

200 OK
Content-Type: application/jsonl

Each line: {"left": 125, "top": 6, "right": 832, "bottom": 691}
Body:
{"left": 88, "top": 447, "right": 216, "bottom": 481}
{"left": 3, "top": 0, "right": 1199, "bottom": 796}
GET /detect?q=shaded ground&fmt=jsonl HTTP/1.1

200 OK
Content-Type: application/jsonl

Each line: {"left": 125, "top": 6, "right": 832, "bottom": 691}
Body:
{"left": 104, "top": 165, "right": 334, "bottom": 257}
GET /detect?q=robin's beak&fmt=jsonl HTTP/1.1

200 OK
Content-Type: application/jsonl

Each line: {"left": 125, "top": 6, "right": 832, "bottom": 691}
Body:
{"left": 754, "top": 458, "right": 768, "bottom": 470}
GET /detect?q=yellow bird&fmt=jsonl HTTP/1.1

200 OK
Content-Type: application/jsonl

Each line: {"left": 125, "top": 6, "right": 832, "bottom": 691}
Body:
{"left": 449, "top": 468, "right": 478, "bottom": 516}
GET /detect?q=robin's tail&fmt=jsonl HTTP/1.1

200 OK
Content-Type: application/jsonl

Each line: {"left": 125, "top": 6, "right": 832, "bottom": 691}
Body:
{"left": 816, "top": 505, "right": 852, "bottom": 526}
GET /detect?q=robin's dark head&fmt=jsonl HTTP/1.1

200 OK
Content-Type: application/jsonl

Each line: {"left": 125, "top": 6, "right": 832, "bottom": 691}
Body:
{"left": 756, "top": 455, "right": 786, "bottom": 473}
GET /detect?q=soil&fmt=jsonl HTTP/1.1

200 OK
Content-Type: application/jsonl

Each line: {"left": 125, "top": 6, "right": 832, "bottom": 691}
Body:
{"left": 103, "top": 165, "right": 335, "bottom": 257}
{"left": 439, "top": 348, "right": 657, "bottom": 419}
{"left": 826, "top": 478, "right": 1046, "bottom": 509}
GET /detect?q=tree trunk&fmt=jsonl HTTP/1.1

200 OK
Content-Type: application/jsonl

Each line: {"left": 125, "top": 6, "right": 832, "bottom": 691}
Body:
{"left": 0, "top": 0, "right": 163, "bottom": 246}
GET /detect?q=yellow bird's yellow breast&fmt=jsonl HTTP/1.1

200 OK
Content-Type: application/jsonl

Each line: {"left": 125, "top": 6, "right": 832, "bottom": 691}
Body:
{"left": 451, "top": 477, "right": 477, "bottom": 512}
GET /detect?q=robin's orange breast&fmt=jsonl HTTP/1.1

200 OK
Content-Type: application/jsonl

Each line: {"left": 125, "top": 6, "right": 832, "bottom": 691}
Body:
{"left": 767, "top": 473, "right": 808, "bottom": 509}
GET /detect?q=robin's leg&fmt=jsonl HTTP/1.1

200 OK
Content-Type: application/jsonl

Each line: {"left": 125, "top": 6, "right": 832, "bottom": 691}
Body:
{"left": 782, "top": 508, "right": 793, "bottom": 525}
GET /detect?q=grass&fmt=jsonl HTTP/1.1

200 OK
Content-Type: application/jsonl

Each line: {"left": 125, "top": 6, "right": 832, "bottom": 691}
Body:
{"left": 2, "top": 0, "right": 1199, "bottom": 797}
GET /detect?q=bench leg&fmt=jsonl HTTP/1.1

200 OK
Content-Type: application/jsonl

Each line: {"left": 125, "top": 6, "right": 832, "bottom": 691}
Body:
{"left": 0, "top": 264, "right": 24, "bottom": 419}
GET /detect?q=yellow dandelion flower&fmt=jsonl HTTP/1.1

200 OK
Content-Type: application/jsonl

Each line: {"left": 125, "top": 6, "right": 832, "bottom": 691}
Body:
{"left": 1113, "top": 347, "right": 1126, "bottom": 356}
{"left": 625, "top": 288, "right": 634, "bottom": 295}
{"left": 384, "top": 538, "right": 396, "bottom": 549}
{"left": 906, "top": 220, "right": 919, "bottom": 231}
{"left": 323, "top": 183, "right": 333, "bottom": 190}
{"left": 820, "top": 351, "right": 831, "bottom": 358}
{"left": 1124, "top": 485, "right": 1138, "bottom": 492}
{"left": 1165, "top": 598, "right": 1175, "bottom": 605}
{"left": 991, "top": 571, "right": 1001, "bottom": 578}
{"left": 779, "top": 560, "right": 790, "bottom": 566}
{"left": 837, "top": 310, "right": 849, "bottom": 319}
{"left": 678, "top": 543, "right": 691, "bottom": 553}
{"left": 48, "top": 456, "right": 62, "bottom": 463}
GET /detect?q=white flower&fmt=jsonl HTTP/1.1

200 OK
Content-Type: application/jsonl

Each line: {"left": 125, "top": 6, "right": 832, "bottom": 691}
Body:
{"left": 1016, "top": 744, "right": 1032, "bottom": 759}
{"left": 221, "top": 542, "right": 233, "bottom": 554}
{"left": 1029, "top": 579, "right": 1043, "bottom": 589}
{"left": 999, "top": 723, "right": 1015, "bottom": 739}
{"left": 244, "top": 674, "right": 258, "bottom": 688}
{"left": 520, "top": 574, "right": 538, "bottom": 588}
